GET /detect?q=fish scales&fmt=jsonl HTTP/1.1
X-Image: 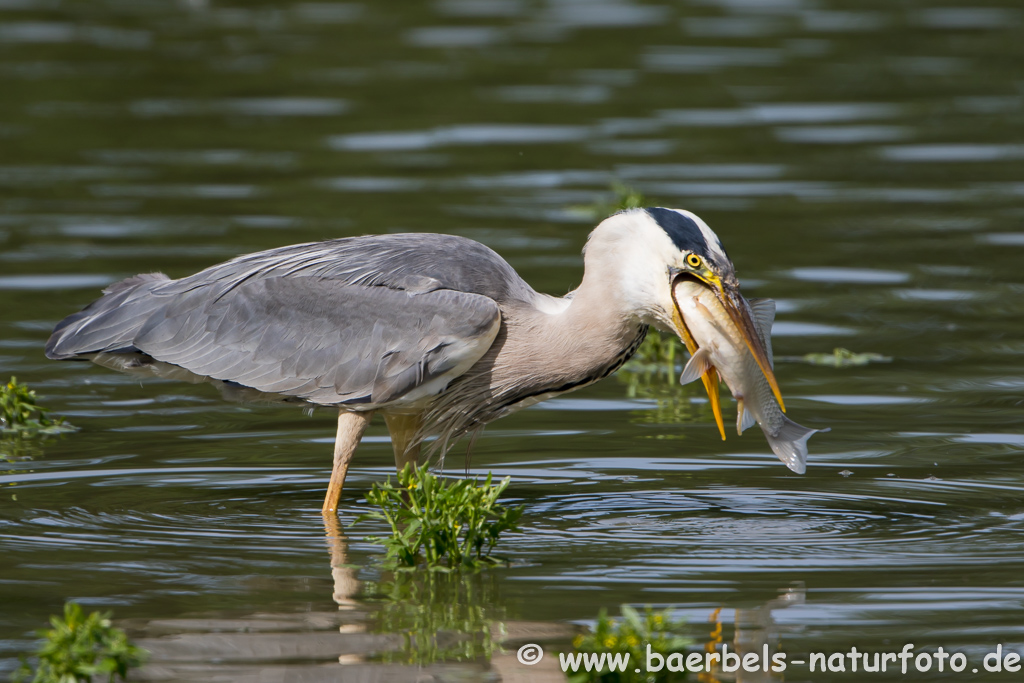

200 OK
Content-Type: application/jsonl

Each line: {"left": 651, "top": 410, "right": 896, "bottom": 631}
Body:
{"left": 673, "top": 279, "right": 826, "bottom": 473}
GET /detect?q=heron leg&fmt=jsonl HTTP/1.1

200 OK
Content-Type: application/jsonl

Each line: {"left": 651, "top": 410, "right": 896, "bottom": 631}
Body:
{"left": 383, "top": 412, "right": 422, "bottom": 472}
{"left": 322, "top": 409, "right": 373, "bottom": 516}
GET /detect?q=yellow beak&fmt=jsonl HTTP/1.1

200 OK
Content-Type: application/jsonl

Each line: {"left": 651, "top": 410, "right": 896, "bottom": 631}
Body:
{"left": 671, "top": 306, "right": 726, "bottom": 440}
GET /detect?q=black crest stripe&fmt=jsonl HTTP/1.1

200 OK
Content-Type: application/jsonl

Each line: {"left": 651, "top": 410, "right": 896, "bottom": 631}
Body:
{"left": 644, "top": 207, "right": 709, "bottom": 254}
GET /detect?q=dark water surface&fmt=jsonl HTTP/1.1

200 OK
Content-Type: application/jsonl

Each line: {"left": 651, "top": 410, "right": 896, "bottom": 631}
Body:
{"left": 2, "top": 0, "right": 1024, "bottom": 680}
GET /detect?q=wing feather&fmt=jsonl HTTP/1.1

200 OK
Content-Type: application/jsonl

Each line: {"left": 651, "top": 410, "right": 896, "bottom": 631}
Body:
{"left": 128, "top": 276, "right": 499, "bottom": 405}
{"left": 46, "top": 234, "right": 513, "bottom": 407}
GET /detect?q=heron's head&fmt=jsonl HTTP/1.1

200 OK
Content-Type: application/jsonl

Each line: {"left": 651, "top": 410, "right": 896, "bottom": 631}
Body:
{"left": 584, "top": 206, "right": 783, "bottom": 411}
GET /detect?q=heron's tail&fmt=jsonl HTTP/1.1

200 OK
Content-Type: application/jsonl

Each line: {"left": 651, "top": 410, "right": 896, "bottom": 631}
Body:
{"left": 45, "top": 273, "right": 171, "bottom": 360}
{"left": 762, "top": 415, "right": 829, "bottom": 475}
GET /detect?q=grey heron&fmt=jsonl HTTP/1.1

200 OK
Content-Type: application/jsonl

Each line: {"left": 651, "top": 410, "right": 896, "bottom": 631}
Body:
{"left": 46, "top": 207, "right": 813, "bottom": 515}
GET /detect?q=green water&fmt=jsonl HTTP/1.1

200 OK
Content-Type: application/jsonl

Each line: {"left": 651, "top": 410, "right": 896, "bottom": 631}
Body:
{"left": 3, "top": 0, "right": 1024, "bottom": 680}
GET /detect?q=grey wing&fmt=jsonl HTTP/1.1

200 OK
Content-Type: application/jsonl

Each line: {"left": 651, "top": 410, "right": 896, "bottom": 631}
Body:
{"left": 142, "top": 277, "right": 500, "bottom": 406}
{"left": 49, "top": 273, "right": 501, "bottom": 407}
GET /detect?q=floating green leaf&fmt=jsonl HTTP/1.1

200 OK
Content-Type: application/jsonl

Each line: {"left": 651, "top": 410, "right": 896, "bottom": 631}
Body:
{"left": 794, "top": 348, "right": 891, "bottom": 368}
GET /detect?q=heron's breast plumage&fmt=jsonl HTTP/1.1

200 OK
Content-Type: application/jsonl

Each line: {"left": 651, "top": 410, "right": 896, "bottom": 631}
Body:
{"left": 416, "top": 288, "right": 649, "bottom": 452}
{"left": 489, "top": 323, "right": 648, "bottom": 414}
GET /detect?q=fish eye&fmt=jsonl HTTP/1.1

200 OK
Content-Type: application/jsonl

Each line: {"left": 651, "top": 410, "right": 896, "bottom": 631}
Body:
{"left": 686, "top": 253, "right": 703, "bottom": 269}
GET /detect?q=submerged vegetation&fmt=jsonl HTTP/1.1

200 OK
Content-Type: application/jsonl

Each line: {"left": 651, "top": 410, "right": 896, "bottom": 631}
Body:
{"left": 564, "top": 605, "right": 690, "bottom": 683}
{"left": 0, "top": 377, "right": 73, "bottom": 436}
{"left": 354, "top": 464, "right": 523, "bottom": 571}
{"left": 12, "top": 603, "right": 146, "bottom": 683}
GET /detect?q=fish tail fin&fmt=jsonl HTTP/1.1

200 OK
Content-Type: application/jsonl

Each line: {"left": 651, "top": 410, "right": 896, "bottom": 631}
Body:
{"left": 763, "top": 416, "right": 829, "bottom": 474}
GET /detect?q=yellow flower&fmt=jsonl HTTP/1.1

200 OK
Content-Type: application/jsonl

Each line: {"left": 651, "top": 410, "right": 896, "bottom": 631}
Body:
{"left": 573, "top": 635, "right": 584, "bottom": 648}
{"left": 653, "top": 615, "right": 664, "bottom": 626}
{"left": 626, "top": 636, "right": 639, "bottom": 647}
{"left": 604, "top": 636, "right": 617, "bottom": 649}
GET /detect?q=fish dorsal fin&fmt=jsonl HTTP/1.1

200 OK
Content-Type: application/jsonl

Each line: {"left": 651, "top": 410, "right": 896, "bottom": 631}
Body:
{"left": 736, "top": 398, "right": 757, "bottom": 435}
{"left": 747, "top": 297, "right": 776, "bottom": 369}
{"left": 679, "top": 347, "right": 713, "bottom": 386}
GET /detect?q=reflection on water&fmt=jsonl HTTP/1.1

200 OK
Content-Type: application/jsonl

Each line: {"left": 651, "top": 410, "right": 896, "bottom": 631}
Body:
{"left": 617, "top": 335, "right": 716, "bottom": 428}
{"left": 3, "top": 0, "right": 1024, "bottom": 679}
{"left": 133, "top": 513, "right": 805, "bottom": 682}
{"left": 363, "top": 569, "right": 505, "bottom": 665}
{"left": 129, "top": 516, "right": 573, "bottom": 681}
{"left": 1, "top": 435, "right": 40, "bottom": 497}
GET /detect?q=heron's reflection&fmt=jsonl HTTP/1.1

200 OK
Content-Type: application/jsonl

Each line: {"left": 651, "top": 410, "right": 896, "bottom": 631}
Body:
{"left": 323, "top": 514, "right": 361, "bottom": 613}
{"left": 701, "top": 583, "right": 806, "bottom": 683}
{"left": 132, "top": 516, "right": 800, "bottom": 681}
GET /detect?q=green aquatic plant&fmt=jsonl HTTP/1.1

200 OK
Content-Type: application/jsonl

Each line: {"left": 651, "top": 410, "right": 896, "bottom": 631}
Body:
{"left": 364, "top": 570, "right": 505, "bottom": 665}
{"left": 354, "top": 464, "right": 523, "bottom": 571}
{"left": 794, "top": 348, "right": 891, "bottom": 368}
{"left": 607, "top": 182, "right": 648, "bottom": 211}
{"left": 616, "top": 332, "right": 713, "bottom": 427}
{"left": 619, "top": 374, "right": 713, "bottom": 428}
{"left": 563, "top": 605, "right": 690, "bottom": 683}
{"left": 0, "top": 377, "right": 74, "bottom": 436}
{"left": 570, "top": 183, "right": 651, "bottom": 220}
{"left": 622, "top": 332, "right": 683, "bottom": 383}
{"left": 12, "top": 602, "right": 146, "bottom": 683}
{"left": 1, "top": 378, "right": 73, "bottom": 501}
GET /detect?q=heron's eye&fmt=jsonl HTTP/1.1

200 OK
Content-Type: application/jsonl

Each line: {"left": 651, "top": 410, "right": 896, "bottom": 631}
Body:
{"left": 686, "top": 253, "right": 703, "bottom": 269}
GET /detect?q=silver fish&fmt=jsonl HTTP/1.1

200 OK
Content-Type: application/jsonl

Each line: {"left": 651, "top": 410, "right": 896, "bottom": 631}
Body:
{"left": 672, "top": 279, "right": 827, "bottom": 473}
